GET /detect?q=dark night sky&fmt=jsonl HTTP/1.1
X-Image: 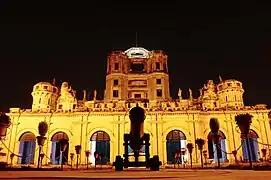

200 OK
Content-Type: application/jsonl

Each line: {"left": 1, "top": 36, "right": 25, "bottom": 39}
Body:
{"left": 0, "top": 2, "right": 271, "bottom": 111}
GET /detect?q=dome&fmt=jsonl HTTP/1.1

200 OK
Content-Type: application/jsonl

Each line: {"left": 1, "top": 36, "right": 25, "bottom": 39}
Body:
{"left": 33, "top": 81, "right": 58, "bottom": 93}
{"left": 124, "top": 47, "right": 150, "bottom": 59}
{"left": 35, "top": 82, "right": 52, "bottom": 86}
{"left": 217, "top": 79, "right": 243, "bottom": 88}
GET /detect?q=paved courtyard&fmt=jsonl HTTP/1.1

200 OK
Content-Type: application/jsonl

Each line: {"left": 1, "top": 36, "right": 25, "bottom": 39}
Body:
{"left": 0, "top": 169, "right": 271, "bottom": 180}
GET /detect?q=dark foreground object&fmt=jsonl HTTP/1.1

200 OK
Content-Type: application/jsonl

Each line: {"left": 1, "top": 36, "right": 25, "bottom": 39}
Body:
{"left": 113, "top": 105, "right": 161, "bottom": 171}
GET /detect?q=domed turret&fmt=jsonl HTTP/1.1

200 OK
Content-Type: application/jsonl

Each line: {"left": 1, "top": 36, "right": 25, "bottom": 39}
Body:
{"left": 217, "top": 79, "right": 244, "bottom": 108}
{"left": 31, "top": 82, "right": 59, "bottom": 112}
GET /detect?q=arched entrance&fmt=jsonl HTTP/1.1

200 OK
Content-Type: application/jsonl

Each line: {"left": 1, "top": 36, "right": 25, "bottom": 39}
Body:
{"left": 166, "top": 130, "right": 187, "bottom": 164}
{"left": 241, "top": 129, "right": 259, "bottom": 161}
{"left": 50, "top": 132, "right": 69, "bottom": 165}
{"left": 89, "top": 131, "right": 110, "bottom": 165}
{"left": 17, "top": 132, "right": 36, "bottom": 164}
{"left": 207, "top": 130, "right": 227, "bottom": 162}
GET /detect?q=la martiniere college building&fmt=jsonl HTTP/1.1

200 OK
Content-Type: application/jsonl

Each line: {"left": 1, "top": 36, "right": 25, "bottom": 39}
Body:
{"left": 1, "top": 47, "right": 271, "bottom": 167}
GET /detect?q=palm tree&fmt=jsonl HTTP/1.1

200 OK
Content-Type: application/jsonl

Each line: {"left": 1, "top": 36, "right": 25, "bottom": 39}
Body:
{"left": 209, "top": 117, "right": 220, "bottom": 168}
{"left": 235, "top": 113, "right": 253, "bottom": 169}
{"left": 186, "top": 143, "right": 194, "bottom": 169}
{"left": 195, "top": 138, "right": 205, "bottom": 168}
{"left": 0, "top": 113, "right": 11, "bottom": 137}
{"left": 38, "top": 121, "right": 49, "bottom": 136}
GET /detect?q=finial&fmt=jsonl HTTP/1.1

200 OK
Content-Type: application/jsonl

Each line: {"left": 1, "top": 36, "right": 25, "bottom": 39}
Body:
{"left": 135, "top": 32, "right": 138, "bottom": 47}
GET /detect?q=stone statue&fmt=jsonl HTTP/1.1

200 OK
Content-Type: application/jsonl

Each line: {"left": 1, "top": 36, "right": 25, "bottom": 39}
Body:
{"left": 83, "top": 90, "right": 87, "bottom": 101}
{"left": 178, "top": 88, "right": 182, "bottom": 100}
{"left": 199, "top": 89, "right": 203, "bottom": 97}
{"left": 189, "top": 88, "right": 193, "bottom": 99}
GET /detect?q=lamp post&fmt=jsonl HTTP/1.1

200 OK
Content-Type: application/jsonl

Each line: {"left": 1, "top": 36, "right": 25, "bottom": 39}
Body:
{"left": 75, "top": 145, "right": 81, "bottom": 170}
{"left": 85, "top": 150, "right": 90, "bottom": 170}
{"left": 70, "top": 153, "right": 74, "bottom": 169}
{"left": 186, "top": 143, "right": 194, "bottom": 169}
{"left": 59, "top": 139, "right": 69, "bottom": 170}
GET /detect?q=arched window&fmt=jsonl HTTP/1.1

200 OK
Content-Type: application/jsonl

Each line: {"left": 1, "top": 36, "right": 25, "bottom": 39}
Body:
{"left": 18, "top": 132, "right": 36, "bottom": 164}
{"left": 50, "top": 132, "right": 69, "bottom": 165}
{"left": 241, "top": 129, "right": 259, "bottom": 161}
{"left": 166, "top": 130, "right": 187, "bottom": 164}
{"left": 207, "top": 130, "right": 227, "bottom": 162}
{"left": 89, "top": 131, "right": 110, "bottom": 165}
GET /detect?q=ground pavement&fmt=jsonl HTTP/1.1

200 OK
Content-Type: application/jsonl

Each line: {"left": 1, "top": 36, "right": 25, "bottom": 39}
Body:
{"left": 0, "top": 168, "right": 271, "bottom": 179}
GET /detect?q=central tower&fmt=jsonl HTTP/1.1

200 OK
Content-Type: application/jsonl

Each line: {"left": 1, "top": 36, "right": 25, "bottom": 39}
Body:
{"left": 104, "top": 47, "right": 170, "bottom": 102}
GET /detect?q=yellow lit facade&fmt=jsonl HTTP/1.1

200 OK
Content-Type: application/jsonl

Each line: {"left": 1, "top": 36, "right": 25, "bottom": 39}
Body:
{"left": 2, "top": 47, "right": 271, "bottom": 167}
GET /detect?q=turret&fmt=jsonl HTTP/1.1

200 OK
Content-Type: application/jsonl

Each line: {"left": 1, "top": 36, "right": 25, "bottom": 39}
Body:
{"left": 31, "top": 82, "right": 59, "bottom": 112}
{"left": 217, "top": 79, "right": 244, "bottom": 108}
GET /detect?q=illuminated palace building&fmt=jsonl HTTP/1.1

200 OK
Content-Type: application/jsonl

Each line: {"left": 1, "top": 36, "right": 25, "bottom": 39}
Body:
{"left": 2, "top": 47, "right": 271, "bottom": 167}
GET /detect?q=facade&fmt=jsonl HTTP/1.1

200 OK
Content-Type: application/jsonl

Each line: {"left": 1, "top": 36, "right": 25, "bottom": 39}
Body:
{"left": 1, "top": 47, "right": 271, "bottom": 167}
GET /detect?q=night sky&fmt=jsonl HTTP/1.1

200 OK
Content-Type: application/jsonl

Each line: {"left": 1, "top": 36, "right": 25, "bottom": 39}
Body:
{"left": 0, "top": 2, "right": 271, "bottom": 111}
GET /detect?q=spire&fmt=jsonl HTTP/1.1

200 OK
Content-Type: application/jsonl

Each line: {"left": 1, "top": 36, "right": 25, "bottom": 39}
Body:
{"left": 135, "top": 32, "right": 138, "bottom": 47}
{"left": 218, "top": 75, "right": 223, "bottom": 82}
{"left": 93, "top": 89, "right": 97, "bottom": 101}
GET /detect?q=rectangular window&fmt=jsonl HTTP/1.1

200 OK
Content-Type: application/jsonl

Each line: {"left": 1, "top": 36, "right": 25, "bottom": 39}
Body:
{"left": 134, "top": 94, "right": 141, "bottom": 98}
{"left": 114, "top": 63, "right": 119, "bottom": 71}
{"left": 157, "top": 89, "right": 162, "bottom": 97}
{"left": 156, "top": 62, "right": 160, "bottom": 70}
{"left": 58, "top": 105, "right": 62, "bottom": 109}
{"left": 73, "top": 104, "right": 76, "bottom": 109}
{"left": 113, "top": 90, "right": 119, "bottom": 97}
{"left": 156, "top": 79, "right": 161, "bottom": 84}
{"left": 44, "top": 86, "right": 48, "bottom": 89}
{"left": 130, "top": 63, "right": 145, "bottom": 72}
{"left": 113, "top": 79, "right": 119, "bottom": 86}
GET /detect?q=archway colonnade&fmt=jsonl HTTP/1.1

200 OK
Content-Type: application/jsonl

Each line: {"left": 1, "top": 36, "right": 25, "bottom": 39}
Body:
{"left": 16, "top": 128, "right": 260, "bottom": 166}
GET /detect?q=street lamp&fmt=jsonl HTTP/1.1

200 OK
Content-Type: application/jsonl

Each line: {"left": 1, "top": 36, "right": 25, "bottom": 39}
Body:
{"left": 85, "top": 150, "right": 90, "bottom": 170}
